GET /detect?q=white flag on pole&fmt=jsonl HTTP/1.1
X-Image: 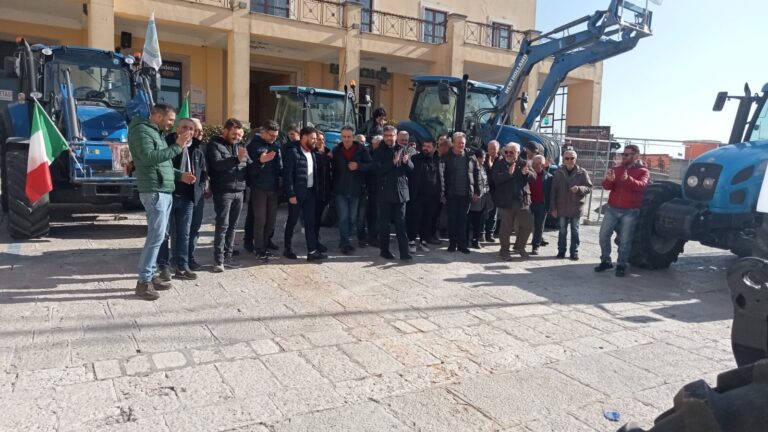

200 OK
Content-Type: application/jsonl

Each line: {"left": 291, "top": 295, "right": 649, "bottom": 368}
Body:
{"left": 142, "top": 11, "right": 162, "bottom": 71}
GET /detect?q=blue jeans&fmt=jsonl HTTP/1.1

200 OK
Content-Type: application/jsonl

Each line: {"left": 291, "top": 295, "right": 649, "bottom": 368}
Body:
{"left": 557, "top": 216, "right": 581, "bottom": 255}
{"left": 138, "top": 192, "right": 173, "bottom": 283}
{"left": 599, "top": 205, "right": 640, "bottom": 267}
{"left": 157, "top": 196, "right": 195, "bottom": 270}
{"left": 336, "top": 195, "right": 359, "bottom": 248}
{"left": 188, "top": 197, "right": 205, "bottom": 265}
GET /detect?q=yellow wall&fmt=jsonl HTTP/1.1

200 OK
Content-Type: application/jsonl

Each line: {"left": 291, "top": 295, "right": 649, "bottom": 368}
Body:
{"left": 0, "top": 20, "right": 84, "bottom": 46}
{"left": 374, "top": 0, "right": 536, "bottom": 30}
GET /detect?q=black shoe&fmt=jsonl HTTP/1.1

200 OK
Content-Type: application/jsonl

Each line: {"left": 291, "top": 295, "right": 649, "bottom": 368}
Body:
{"left": 243, "top": 243, "right": 254, "bottom": 253}
{"left": 447, "top": 244, "right": 457, "bottom": 253}
{"left": 425, "top": 237, "right": 442, "bottom": 246}
{"left": 283, "top": 250, "right": 298, "bottom": 260}
{"left": 307, "top": 251, "right": 326, "bottom": 262}
{"left": 484, "top": 234, "right": 496, "bottom": 243}
{"left": 458, "top": 246, "right": 471, "bottom": 254}
{"left": 267, "top": 240, "right": 279, "bottom": 251}
{"left": 556, "top": 252, "right": 566, "bottom": 259}
{"left": 188, "top": 261, "right": 202, "bottom": 271}
{"left": 615, "top": 266, "right": 626, "bottom": 277}
{"left": 341, "top": 244, "right": 353, "bottom": 255}
{"left": 255, "top": 250, "right": 269, "bottom": 260}
{"left": 570, "top": 253, "right": 579, "bottom": 261}
{"left": 471, "top": 240, "right": 481, "bottom": 249}
{"left": 317, "top": 243, "right": 328, "bottom": 253}
{"left": 232, "top": 250, "right": 241, "bottom": 257}
{"left": 358, "top": 240, "right": 369, "bottom": 248}
{"left": 400, "top": 254, "right": 413, "bottom": 261}
{"left": 540, "top": 240, "right": 549, "bottom": 247}
{"left": 595, "top": 261, "right": 613, "bottom": 272}
{"left": 531, "top": 248, "right": 539, "bottom": 256}
{"left": 380, "top": 251, "right": 395, "bottom": 259}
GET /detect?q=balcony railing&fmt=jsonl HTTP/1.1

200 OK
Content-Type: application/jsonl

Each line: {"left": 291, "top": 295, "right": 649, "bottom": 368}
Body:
{"left": 250, "top": 0, "right": 343, "bottom": 28}
{"left": 362, "top": 9, "right": 446, "bottom": 44}
{"left": 182, "top": 0, "right": 233, "bottom": 8}
{"left": 464, "top": 21, "right": 526, "bottom": 51}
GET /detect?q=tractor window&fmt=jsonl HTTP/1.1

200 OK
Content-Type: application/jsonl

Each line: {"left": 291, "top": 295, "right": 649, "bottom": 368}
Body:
{"left": 274, "top": 93, "right": 355, "bottom": 133}
{"left": 465, "top": 89, "right": 497, "bottom": 124}
{"left": 749, "top": 100, "right": 768, "bottom": 142}
{"left": 44, "top": 51, "right": 132, "bottom": 108}
{"left": 411, "top": 84, "right": 456, "bottom": 140}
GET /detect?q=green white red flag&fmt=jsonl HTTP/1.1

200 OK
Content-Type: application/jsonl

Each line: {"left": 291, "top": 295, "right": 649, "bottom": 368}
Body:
{"left": 26, "top": 100, "right": 69, "bottom": 203}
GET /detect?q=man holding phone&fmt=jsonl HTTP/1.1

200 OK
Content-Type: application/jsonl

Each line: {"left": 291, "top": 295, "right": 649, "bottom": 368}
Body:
{"left": 207, "top": 118, "right": 251, "bottom": 272}
{"left": 246, "top": 120, "right": 282, "bottom": 260}
{"left": 595, "top": 144, "right": 649, "bottom": 277}
{"left": 128, "top": 103, "right": 196, "bottom": 300}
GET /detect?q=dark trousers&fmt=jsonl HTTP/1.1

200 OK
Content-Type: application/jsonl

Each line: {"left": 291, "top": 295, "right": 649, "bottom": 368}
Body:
{"left": 315, "top": 198, "right": 329, "bottom": 245}
{"left": 468, "top": 209, "right": 487, "bottom": 242}
{"left": 284, "top": 189, "right": 319, "bottom": 254}
{"left": 447, "top": 195, "right": 471, "bottom": 248}
{"left": 367, "top": 192, "right": 379, "bottom": 243}
{"left": 407, "top": 195, "right": 441, "bottom": 242}
{"left": 531, "top": 202, "right": 547, "bottom": 249}
{"left": 213, "top": 191, "right": 243, "bottom": 264}
{"left": 243, "top": 188, "right": 254, "bottom": 249}
{"left": 251, "top": 188, "right": 280, "bottom": 252}
{"left": 378, "top": 200, "right": 409, "bottom": 257}
{"left": 188, "top": 196, "right": 204, "bottom": 265}
{"left": 157, "top": 195, "right": 195, "bottom": 270}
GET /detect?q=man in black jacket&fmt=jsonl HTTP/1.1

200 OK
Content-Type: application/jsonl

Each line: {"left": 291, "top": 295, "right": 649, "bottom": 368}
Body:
{"left": 246, "top": 120, "right": 282, "bottom": 260}
{"left": 206, "top": 118, "right": 250, "bottom": 272}
{"left": 407, "top": 139, "right": 441, "bottom": 253}
{"left": 156, "top": 118, "right": 207, "bottom": 280}
{"left": 440, "top": 132, "right": 478, "bottom": 254}
{"left": 374, "top": 125, "right": 413, "bottom": 261}
{"left": 483, "top": 140, "right": 502, "bottom": 243}
{"left": 332, "top": 126, "right": 372, "bottom": 254}
{"left": 283, "top": 127, "right": 325, "bottom": 261}
{"left": 314, "top": 131, "right": 333, "bottom": 253}
{"left": 491, "top": 142, "right": 533, "bottom": 261}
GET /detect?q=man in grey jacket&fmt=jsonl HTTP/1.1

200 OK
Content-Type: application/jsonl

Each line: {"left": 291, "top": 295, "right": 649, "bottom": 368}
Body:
{"left": 550, "top": 150, "right": 593, "bottom": 260}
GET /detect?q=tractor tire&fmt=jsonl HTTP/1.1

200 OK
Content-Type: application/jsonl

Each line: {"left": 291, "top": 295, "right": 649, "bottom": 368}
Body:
{"left": 629, "top": 181, "right": 686, "bottom": 269}
{"left": 6, "top": 149, "right": 50, "bottom": 239}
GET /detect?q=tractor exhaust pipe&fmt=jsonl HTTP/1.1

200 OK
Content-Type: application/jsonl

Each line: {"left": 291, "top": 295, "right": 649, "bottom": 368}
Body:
{"left": 63, "top": 68, "right": 82, "bottom": 142}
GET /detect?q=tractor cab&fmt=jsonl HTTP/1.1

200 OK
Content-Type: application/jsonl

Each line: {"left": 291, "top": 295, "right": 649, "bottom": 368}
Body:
{"left": 271, "top": 86, "right": 356, "bottom": 149}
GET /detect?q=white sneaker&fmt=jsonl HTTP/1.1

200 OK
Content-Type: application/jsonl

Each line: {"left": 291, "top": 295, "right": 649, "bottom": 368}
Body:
{"left": 408, "top": 241, "right": 417, "bottom": 254}
{"left": 418, "top": 241, "right": 430, "bottom": 252}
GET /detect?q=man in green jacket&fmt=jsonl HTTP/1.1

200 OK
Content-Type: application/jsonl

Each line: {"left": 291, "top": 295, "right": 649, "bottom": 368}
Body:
{"left": 128, "top": 103, "right": 195, "bottom": 300}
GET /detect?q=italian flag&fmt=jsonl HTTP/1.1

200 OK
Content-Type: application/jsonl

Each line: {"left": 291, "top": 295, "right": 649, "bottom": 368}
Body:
{"left": 26, "top": 100, "right": 69, "bottom": 203}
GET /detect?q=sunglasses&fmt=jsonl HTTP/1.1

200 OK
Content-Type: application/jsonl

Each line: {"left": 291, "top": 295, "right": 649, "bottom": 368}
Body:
{"left": 504, "top": 151, "right": 517, "bottom": 155}
{"left": 563, "top": 157, "right": 575, "bottom": 161}
{"left": 622, "top": 152, "right": 636, "bottom": 157}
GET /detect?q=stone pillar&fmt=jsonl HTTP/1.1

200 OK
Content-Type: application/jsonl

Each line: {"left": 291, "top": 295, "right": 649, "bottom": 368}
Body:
{"left": 430, "top": 13, "right": 466, "bottom": 76}
{"left": 87, "top": 0, "right": 115, "bottom": 51}
{"left": 340, "top": 1, "right": 362, "bottom": 90}
{"left": 227, "top": 9, "right": 250, "bottom": 125}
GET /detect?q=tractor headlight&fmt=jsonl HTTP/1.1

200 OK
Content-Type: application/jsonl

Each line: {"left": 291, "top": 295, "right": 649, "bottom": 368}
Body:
{"left": 702, "top": 177, "right": 716, "bottom": 189}
{"left": 686, "top": 175, "right": 699, "bottom": 188}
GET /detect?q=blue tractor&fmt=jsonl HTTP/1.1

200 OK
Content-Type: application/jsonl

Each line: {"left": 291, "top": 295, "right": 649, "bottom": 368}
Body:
{"left": 629, "top": 83, "right": 768, "bottom": 269}
{"left": 397, "top": 0, "right": 654, "bottom": 163}
{"left": 270, "top": 85, "right": 357, "bottom": 149}
{"left": 0, "top": 38, "right": 155, "bottom": 238}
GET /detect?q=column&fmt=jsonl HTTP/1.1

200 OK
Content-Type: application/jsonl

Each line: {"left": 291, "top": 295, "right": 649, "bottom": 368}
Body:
{"left": 340, "top": 1, "right": 362, "bottom": 90}
{"left": 87, "top": 0, "right": 115, "bottom": 51}
{"left": 227, "top": 9, "right": 250, "bottom": 125}
{"left": 430, "top": 13, "right": 466, "bottom": 76}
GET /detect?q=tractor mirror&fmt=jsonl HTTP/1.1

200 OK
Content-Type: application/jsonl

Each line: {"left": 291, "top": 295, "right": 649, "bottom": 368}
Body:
{"left": 713, "top": 91, "right": 728, "bottom": 111}
{"left": 520, "top": 92, "right": 529, "bottom": 114}
{"left": 438, "top": 81, "right": 450, "bottom": 105}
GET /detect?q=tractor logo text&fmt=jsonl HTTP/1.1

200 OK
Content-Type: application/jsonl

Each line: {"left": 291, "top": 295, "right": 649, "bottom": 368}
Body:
{"left": 505, "top": 54, "right": 529, "bottom": 95}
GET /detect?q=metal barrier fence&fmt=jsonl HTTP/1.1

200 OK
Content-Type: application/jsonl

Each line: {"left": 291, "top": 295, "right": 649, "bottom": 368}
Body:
{"left": 558, "top": 135, "right": 690, "bottom": 225}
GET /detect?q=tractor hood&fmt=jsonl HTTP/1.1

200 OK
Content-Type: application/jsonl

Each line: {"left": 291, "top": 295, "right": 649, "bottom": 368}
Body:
{"left": 684, "top": 139, "right": 768, "bottom": 213}
{"left": 77, "top": 105, "right": 128, "bottom": 142}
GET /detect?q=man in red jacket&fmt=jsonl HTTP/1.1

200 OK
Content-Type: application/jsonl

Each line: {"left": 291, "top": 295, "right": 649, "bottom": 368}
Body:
{"left": 595, "top": 144, "right": 649, "bottom": 277}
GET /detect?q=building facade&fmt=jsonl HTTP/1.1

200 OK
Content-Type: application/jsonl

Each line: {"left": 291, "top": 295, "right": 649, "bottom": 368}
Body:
{"left": 1, "top": 0, "right": 603, "bottom": 132}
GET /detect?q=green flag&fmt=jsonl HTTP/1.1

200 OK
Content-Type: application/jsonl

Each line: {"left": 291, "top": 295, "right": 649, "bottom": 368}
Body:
{"left": 172, "top": 93, "right": 190, "bottom": 131}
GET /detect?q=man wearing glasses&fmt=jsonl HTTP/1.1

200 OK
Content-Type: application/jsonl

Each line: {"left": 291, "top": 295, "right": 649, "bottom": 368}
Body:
{"left": 491, "top": 143, "right": 532, "bottom": 260}
{"left": 595, "top": 144, "right": 649, "bottom": 277}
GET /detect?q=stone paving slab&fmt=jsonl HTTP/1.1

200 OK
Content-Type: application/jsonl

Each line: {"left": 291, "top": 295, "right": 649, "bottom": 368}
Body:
{"left": 0, "top": 205, "right": 738, "bottom": 431}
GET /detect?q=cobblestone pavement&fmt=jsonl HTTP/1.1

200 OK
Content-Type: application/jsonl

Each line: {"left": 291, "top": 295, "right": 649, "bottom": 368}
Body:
{"left": 0, "top": 203, "right": 735, "bottom": 431}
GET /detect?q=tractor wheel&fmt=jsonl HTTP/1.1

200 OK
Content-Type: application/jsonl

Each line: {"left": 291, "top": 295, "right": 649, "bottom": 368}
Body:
{"left": 629, "top": 181, "right": 686, "bottom": 269}
{"left": 6, "top": 149, "right": 50, "bottom": 239}
{"left": 730, "top": 216, "right": 768, "bottom": 259}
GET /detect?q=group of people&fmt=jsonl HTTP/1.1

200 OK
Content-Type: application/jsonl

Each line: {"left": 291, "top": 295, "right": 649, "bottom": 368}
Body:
{"left": 127, "top": 103, "right": 650, "bottom": 301}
